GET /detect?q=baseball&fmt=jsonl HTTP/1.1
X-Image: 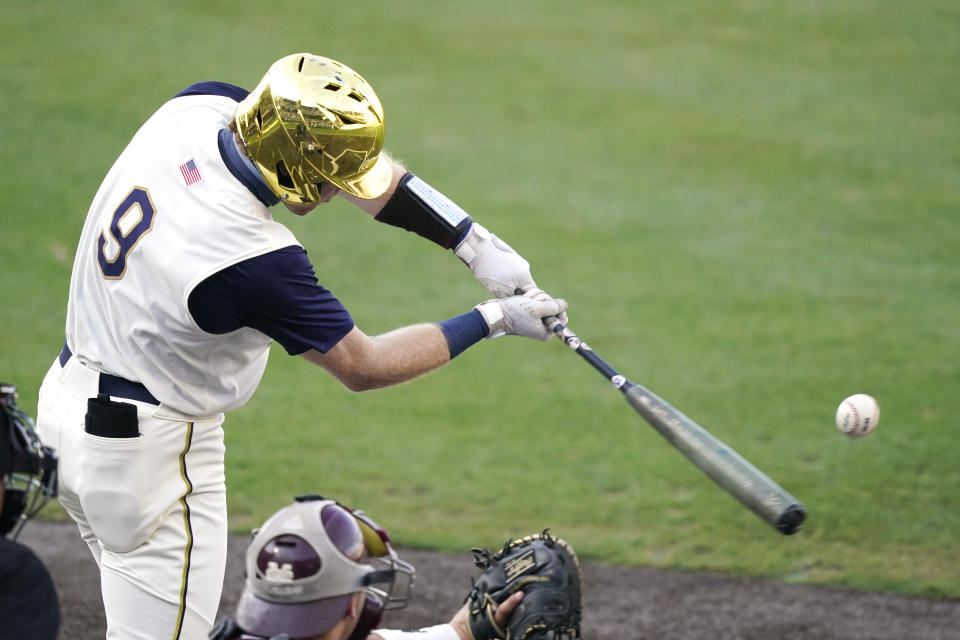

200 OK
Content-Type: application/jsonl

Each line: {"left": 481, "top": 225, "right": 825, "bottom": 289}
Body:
{"left": 835, "top": 394, "right": 880, "bottom": 437}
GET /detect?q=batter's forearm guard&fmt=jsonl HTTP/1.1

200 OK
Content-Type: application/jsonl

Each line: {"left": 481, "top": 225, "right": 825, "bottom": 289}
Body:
{"left": 374, "top": 173, "right": 473, "bottom": 249}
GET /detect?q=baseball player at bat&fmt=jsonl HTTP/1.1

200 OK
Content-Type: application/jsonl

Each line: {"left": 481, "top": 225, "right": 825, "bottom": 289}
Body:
{"left": 35, "top": 53, "right": 567, "bottom": 639}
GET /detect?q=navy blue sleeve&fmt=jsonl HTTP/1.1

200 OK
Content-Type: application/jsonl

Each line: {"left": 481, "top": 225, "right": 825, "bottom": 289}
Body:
{"left": 174, "top": 82, "right": 249, "bottom": 102}
{"left": 188, "top": 246, "right": 355, "bottom": 355}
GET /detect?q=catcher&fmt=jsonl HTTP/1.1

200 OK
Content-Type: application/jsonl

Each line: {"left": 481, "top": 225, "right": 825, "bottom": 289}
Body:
{"left": 0, "top": 382, "right": 60, "bottom": 639}
{"left": 210, "top": 496, "right": 582, "bottom": 640}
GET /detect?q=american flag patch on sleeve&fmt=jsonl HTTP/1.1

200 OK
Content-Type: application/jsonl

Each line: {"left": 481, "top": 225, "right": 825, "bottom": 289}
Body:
{"left": 179, "top": 159, "right": 202, "bottom": 186}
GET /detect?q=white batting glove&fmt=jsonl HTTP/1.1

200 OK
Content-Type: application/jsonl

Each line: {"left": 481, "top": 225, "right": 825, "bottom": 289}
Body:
{"left": 475, "top": 288, "right": 568, "bottom": 341}
{"left": 454, "top": 223, "right": 536, "bottom": 298}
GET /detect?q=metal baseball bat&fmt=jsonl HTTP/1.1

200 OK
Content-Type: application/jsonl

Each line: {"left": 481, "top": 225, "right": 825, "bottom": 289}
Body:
{"left": 546, "top": 318, "right": 806, "bottom": 535}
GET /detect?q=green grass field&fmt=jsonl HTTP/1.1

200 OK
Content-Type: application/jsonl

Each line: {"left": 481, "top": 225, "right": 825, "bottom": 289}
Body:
{"left": 2, "top": 1, "right": 958, "bottom": 598}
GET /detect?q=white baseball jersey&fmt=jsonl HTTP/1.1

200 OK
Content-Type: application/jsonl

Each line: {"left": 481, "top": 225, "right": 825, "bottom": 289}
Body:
{"left": 65, "top": 93, "right": 300, "bottom": 417}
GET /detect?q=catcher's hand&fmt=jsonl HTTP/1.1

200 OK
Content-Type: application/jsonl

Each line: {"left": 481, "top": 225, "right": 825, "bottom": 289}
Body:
{"left": 465, "top": 530, "right": 582, "bottom": 640}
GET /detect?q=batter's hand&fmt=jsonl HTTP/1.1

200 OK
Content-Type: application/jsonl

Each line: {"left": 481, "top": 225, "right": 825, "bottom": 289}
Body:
{"left": 475, "top": 289, "right": 568, "bottom": 341}
{"left": 454, "top": 223, "right": 536, "bottom": 298}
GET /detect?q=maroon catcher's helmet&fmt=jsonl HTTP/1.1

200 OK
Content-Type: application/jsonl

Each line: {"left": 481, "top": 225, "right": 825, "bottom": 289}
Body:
{"left": 235, "top": 495, "right": 414, "bottom": 640}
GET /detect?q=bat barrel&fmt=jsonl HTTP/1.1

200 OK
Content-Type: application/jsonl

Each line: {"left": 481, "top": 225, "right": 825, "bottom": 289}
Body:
{"left": 623, "top": 384, "right": 806, "bottom": 535}
{"left": 547, "top": 319, "right": 806, "bottom": 535}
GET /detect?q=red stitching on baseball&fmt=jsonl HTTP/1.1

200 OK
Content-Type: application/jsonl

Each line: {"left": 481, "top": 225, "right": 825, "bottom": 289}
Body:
{"left": 845, "top": 399, "right": 860, "bottom": 431}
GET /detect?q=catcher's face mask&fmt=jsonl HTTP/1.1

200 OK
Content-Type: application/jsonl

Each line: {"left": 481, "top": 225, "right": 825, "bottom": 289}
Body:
{"left": 0, "top": 383, "right": 58, "bottom": 540}
{"left": 338, "top": 499, "right": 414, "bottom": 609}
{"left": 235, "top": 53, "right": 391, "bottom": 204}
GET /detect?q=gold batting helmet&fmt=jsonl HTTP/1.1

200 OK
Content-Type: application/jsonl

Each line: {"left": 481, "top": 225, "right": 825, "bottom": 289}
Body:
{"left": 235, "top": 53, "right": 391, "bottom": 203}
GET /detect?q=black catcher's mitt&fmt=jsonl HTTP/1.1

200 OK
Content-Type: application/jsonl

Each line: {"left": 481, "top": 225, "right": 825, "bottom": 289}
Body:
{"left": 466, "top": 530, "right": 582, "bottom": 640}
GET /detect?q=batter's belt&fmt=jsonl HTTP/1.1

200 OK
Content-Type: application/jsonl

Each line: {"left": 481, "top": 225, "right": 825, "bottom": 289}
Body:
{"left": 58, "top": 342, "right": 159, "bottom": 406}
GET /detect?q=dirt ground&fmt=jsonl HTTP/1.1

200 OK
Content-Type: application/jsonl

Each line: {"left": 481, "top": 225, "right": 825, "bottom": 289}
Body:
{"left": 21, "top": 520, "right": 960, "bottom": 640}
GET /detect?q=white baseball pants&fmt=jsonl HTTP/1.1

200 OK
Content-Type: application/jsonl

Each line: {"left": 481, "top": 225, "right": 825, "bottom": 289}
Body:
{"left": 36, "top": 355, "right": 228, "bottom": 640}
